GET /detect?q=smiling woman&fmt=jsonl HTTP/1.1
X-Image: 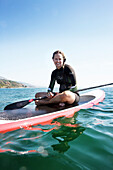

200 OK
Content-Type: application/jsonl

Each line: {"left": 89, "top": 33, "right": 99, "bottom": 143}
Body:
{"left": 52, "top": 50, "right": 66, "bottom": 69}
{"left": 35, "top": 50, "right": 80, "bottom": 106}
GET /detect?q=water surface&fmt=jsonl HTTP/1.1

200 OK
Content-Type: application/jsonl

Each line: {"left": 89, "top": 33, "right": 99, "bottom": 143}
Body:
{"left": 0, "top": 87, "right": 113, "bottom": 170}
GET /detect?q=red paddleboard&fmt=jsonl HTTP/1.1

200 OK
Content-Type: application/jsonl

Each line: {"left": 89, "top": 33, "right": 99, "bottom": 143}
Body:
{"left": 0, "top": 89, "right": 105, "bottom": 133}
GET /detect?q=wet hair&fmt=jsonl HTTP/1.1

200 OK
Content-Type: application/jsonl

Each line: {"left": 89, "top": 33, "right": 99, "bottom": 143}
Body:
{"left": 52, "top": 50, "right": 66, "bottom": 63}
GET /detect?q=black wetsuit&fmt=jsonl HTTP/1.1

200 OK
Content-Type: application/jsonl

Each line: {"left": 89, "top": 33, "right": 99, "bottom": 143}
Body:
{"left": 48, "top": 64, "right": 78, "bottom": 93}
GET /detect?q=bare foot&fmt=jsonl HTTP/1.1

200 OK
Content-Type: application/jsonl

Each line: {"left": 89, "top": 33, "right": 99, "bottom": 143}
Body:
{"left": 59, "top": 103, "right": 65, "bottom": 107}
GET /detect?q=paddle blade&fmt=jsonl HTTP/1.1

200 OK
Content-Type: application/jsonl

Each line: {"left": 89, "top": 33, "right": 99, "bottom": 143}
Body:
{"left": 4, "top": 96, "right": 47, "bottom": 110}
{"left": 4, "top": 99, "right": 33, "bottom": 110}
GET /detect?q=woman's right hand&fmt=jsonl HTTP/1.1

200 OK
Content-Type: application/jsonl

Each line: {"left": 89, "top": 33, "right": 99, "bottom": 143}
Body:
{"left": 47, "top": 92, "right": 54, "bottom": 98}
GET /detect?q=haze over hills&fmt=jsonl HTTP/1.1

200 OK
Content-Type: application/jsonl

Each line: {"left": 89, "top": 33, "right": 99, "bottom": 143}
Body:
{"left": 0, "top": 76, "right": 7, "bottom": 79}
{"left": 0, "top": 76, "right": 34, "bottom": 88}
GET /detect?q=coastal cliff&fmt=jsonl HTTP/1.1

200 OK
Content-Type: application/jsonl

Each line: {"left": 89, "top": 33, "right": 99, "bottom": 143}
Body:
{"left": 0, "top": 77, "right": 27, "bottom": 88}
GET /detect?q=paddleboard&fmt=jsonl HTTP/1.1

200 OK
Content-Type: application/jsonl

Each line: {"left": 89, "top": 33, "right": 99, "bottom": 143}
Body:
{"left": 0, "top": 89, "right": 105, "bottom": 133}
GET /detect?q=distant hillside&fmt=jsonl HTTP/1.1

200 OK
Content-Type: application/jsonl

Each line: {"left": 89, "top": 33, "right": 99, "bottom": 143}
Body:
{"left": 0, "top": 78, "right": 27, "bottom": 88}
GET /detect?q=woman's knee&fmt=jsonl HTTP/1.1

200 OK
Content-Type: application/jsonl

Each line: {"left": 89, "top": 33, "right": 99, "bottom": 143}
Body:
{"left": 35, "top": 92, "right": 47, "bottom": 98}
{"left": 60, "top": 91, "right": 73, "bottom": 102}
{"left": 63, "top": 91, "right": 72, "bottom": 98}
{"left": 62, "top": 91, "right": 79, "bottom": 104}
{"left": 35, "top": 93, "right": 38, "bottom": 98}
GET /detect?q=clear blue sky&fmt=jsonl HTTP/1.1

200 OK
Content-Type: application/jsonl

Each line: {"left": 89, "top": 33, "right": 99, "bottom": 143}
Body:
{"left": 0, "top": 0, "right": 113, "bottom": 88}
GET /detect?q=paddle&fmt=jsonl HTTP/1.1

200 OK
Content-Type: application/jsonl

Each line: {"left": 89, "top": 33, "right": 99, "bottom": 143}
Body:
{"left": 4, "top": 82, "right": 113, "bottom": 110}
{"left": 4, "top": 96, "right": 47, "bottom": 110}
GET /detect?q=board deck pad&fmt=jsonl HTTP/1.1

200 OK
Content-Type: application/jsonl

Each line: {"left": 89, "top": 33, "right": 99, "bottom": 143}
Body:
{"left": 0, "top": 95, "right": 95, "bottom": 121}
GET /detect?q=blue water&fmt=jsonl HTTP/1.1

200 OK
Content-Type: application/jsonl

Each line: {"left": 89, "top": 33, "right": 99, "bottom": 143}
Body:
{"left": 0, "top": 87, "right": 113, "bottom": 170}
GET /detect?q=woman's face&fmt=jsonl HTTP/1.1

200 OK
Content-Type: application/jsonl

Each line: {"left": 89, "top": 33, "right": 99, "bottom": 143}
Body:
{"left": 53, "top": 53, "right": 64, "bottom": 69}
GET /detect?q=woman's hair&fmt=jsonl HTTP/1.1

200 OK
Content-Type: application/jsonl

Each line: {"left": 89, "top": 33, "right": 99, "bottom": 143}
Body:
{"left": 52, "top": 50, "right": 66, "bottom": 63}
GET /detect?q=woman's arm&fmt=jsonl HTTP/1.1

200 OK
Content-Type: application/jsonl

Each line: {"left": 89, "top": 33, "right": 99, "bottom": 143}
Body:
{"left": 47, "top": 71, "right": 56, "bottom": 92}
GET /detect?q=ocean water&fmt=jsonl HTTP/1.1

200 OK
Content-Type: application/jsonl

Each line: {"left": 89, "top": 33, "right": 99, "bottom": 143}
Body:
{"left": 0, "top": 87, "right": 113, "bottom": 170}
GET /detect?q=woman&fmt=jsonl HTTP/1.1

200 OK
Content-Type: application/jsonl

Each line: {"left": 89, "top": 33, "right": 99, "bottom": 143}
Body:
{"left": 35, "top": 50, "right": 79, "bottom": 106}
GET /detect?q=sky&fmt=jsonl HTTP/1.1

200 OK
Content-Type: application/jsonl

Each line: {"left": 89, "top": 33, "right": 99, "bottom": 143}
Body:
{"left": 0, "top": 0, "right": 113, "bottom": 88}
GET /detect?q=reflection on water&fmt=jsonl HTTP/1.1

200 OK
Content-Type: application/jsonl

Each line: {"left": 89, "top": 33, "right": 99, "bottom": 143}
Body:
{"left": 0, "top": 113, "right": 86, "bottom": 154}
{"left": 52, "top": 126, "right": 85, "bottom": 153}
{"left": 51, "top": 114, "right": 85, "bottom": 153}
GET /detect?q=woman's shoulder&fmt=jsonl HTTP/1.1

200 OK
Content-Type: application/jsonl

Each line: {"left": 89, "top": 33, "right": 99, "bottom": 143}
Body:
{"left": 64, "top": 64, "right": 75, "bottom": 72}
{"left": 51, "top": 68, "right": 57, "bottom": 75}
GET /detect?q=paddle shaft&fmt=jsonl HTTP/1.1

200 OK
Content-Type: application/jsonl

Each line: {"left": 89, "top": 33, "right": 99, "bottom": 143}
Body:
{"left": 76, "top": 83, "right": 113, "bottom": 92}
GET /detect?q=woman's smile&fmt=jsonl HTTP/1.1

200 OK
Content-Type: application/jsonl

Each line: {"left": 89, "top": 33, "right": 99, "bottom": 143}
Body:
{"left": 53, "top": 53, "right": 64, "bottom": 69}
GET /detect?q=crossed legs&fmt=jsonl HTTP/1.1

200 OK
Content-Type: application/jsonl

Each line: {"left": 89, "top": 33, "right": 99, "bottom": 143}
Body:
{"left": 35, "top": 91, "right": 79, "bottom": 106}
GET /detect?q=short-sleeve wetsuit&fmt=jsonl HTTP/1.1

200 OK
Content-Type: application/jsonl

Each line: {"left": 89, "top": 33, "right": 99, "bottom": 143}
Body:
{"left": 47, "top": 64, "right": 78, "bottom": 94}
